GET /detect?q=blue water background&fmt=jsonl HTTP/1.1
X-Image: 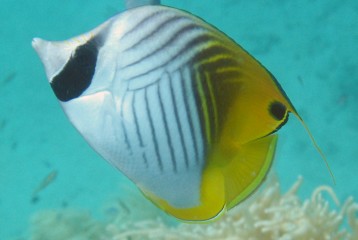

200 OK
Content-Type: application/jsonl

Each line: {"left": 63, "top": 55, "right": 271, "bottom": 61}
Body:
{"left": 0, "top": 0, "right": 357, "bottom": 239}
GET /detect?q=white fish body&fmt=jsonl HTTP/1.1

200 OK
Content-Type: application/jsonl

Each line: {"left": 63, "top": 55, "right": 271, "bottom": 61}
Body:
{"left": 33, "top": 6, "right": 214, "bottom": 209}
{"left": 33, "top": 5, "right": 308, "bottom": 221}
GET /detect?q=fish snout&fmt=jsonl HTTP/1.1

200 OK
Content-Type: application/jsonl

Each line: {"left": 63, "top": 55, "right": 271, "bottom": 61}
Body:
{"left": 32, "top": 37, "right": 76, "bottom": 83}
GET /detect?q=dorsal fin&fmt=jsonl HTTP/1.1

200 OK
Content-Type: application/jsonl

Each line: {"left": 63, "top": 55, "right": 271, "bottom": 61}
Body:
{"left": 293, "top": 112, "right": 336, "bottom": 184}
{"left": 125, "top": 0, "right": 161, "bottom": 9}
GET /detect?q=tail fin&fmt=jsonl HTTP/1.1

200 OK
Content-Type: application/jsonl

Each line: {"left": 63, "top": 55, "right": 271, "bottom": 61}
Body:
{"left": 222, "top": 134, "right": 278, "bottom": 209}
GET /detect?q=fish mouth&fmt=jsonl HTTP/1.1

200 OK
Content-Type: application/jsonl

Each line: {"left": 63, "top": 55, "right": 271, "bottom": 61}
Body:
{"left": 32, "top": 38, "right": 50, "bottom": 68}
{"left": 32, "top": 38, "right": 44, "bottom": 52}
{"left": 32, "top": 38, "right": 78, "bottom": 83}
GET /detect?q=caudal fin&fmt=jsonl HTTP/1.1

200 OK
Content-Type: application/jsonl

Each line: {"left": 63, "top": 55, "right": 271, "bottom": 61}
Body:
{"left": 222, "top": 134, "right": 278, "bottom": 209}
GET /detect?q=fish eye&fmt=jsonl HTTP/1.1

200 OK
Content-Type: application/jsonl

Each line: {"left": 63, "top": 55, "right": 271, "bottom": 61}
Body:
{"left": 269, "top": 101, "right": 287, "bottom": 121}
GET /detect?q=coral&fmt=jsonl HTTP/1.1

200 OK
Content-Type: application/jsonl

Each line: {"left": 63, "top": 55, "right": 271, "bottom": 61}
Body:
{"left": 30, "top": 210, "right": 107, "bottom": 240}
{"left": 29, "top": 176, "right": 358, "bottom": 240}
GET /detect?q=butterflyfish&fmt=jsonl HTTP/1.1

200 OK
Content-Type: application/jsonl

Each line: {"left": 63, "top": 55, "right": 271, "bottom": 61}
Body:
{"left": 32, "top": 4, "right": 333, "bottom": 222}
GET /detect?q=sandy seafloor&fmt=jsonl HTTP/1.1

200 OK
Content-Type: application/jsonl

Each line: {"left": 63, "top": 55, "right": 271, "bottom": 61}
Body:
{"left": 0, "top": 0, "right": 357, "bottom": 239}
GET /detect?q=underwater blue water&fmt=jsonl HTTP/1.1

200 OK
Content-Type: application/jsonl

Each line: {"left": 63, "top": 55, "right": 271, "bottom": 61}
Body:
{"left": 0, "top": 0, "right": 357, "bottom": 239}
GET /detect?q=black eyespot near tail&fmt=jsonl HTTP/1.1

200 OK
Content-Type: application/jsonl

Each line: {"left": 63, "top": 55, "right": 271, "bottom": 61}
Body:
{"left": 269, "top": 101, "right": 287, "bottom": 121}
{"left": 268, "top": 101, "right": 289, "bottom": 134}
{"left": 50, "top": 38, "right": 99, "bottom": 102}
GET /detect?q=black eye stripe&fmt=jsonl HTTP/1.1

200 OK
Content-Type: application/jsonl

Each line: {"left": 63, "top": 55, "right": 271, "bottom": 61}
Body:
{"left": 50, "top": 39, "right": 99, "bottom": 102}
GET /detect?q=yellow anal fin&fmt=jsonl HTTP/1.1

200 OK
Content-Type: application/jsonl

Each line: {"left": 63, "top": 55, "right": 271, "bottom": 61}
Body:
{"left": 141, "top": 135, "right": 277, "bottom": 222}
{"left": 140, "top": 166, "right": 226, "bottom": 222}
{"left": 223, "top": 134, "right": 278, "bottom": 209}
